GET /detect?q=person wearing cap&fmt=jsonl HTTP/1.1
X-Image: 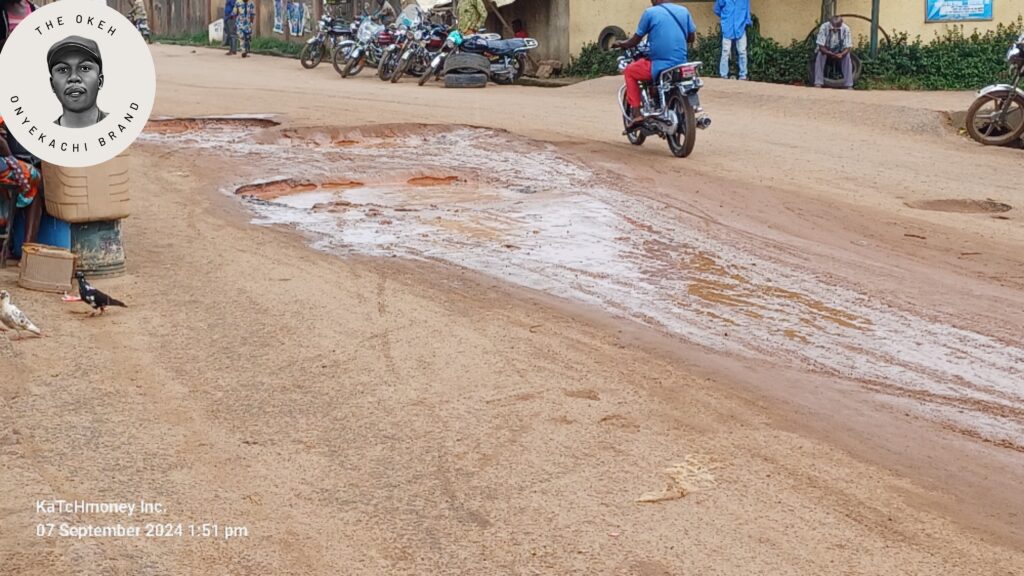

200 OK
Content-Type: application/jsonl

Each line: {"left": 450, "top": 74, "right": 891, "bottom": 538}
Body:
{"left": 48, "top": 35, "right": 107, "bottom": 128}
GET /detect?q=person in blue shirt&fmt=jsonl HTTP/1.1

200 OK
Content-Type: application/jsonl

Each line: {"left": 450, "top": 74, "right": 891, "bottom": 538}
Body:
{"left": 223, "top": 0, "right": 237, "bottom": 55}
{"left": 613, "top": 0, "right": 697, "bottom": 128}
{"left": 714, "top": 0, "right": 751, "bottom": 80}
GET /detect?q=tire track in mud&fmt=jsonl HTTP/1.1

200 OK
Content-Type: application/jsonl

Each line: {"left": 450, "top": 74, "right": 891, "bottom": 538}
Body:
{"left": 139, "top": 118, "right": 1024, "bottom": 450}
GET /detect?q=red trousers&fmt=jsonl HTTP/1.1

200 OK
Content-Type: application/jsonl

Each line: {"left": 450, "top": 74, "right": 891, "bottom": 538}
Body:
{"left": 624, "top": 59, "right": 652, "bottom": 109}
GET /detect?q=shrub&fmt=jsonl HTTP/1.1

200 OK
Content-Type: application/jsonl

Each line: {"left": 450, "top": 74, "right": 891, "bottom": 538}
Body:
{"left": 567, "top": 15, "right": 1024, "bottom": 90}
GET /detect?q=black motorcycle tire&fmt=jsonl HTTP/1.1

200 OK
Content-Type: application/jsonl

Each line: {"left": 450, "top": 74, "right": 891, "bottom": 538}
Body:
{"left": 391, "top": 53, "right": 410, "bottom": 83}
{"left": 378, "top": 52, "right": 396, "bottom": 81}
{"left": 443, "top": 53, "right": 490, "bottom": 75}
{"left": 418, "top": 60, "right": 441, "bottom": 86}
{"left": 340, "top": 55, "right": 361, "bottom": 78}
{"left": 598, "top": 26, "right": 628, "bottom": 52}
{"left": 965, "top": 90, "right": 1024, "bottom": 146}
{"left": 444, "top": 72, "right": 488, "bottom": 89}
{"left": 300, "top": 42, "right": 323, "bottom": 69}
{"left": 492, "top": 54, "right": 525, "bottom": 85}
{"left": 621, "top": 90, "right": 645, "bottom": 146}
{"left": 667, "top": 94, "right": 697, "bottom": 158}
{"left": 332, "top": 43, "right": 355, "bottom": 76}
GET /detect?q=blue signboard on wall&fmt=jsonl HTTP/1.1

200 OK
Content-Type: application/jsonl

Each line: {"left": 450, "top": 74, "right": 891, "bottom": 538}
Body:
{"left": 926, "top": 0, "right": 994, "bottom": 22}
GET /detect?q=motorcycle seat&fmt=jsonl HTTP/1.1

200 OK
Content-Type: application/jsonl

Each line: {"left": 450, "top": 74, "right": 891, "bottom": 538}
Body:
{"left": 465, "top": 38, "right": 534, "bottom": 55}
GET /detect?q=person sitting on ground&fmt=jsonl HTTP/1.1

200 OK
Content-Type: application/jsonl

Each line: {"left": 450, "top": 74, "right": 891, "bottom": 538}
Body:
{"left": 457, "top": 0, "right": 486, "bottom": 35}
{"left": 613, "top": 0, "right": 696, "bottom": 129}
{"left": 0, "top": 0, "right": 37, "bottom": 53}
{"left": 512, "top": 18, "right": 528, "bottom": 39}
{"left": 814, "top": 16, "right": 853, "bottom": 89}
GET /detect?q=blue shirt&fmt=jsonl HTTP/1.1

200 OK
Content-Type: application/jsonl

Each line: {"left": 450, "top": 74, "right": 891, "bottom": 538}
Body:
{"left": 224, "top": 0, "right": 236, "bottom": 20}
{"left": 714, "top": 0, "right": 751, "bottom": 40}
{"left": 636, "top": 4, "right": 696, "bottom": 79}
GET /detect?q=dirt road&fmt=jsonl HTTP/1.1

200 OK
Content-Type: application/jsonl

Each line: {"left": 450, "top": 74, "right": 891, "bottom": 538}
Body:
{"left": 2, "top": 45, "right": 1023, "bottom": 575}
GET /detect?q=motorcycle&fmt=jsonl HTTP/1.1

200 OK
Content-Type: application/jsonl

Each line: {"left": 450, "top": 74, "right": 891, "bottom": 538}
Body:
{"left": 377, "top": 23, "right": 408, "bottom": 81}
{"left": 418, "top": 29, "right": 501, "bottom": 86}
{"left": 616, "top": 44, "right": 711, "bottom": 158}
{"left": 392, "top": 23, "right": 448, "bottom": 83}
{"left": 458, "top": 34, "right": 539, "bottom": 85}
{"left": 966, "top": 32, "right": 1024, "bottom": 146}
{"left": 301, "top": 14, "right": 352, "bottom": 69}
{"left": 334, "top": 14, "right": 394, "bottom": 78}
{"left": 134, "top": 17, "right": 151, "bottom": 44}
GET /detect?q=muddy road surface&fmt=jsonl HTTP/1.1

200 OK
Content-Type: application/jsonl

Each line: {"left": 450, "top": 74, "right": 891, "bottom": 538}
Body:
{"left": 2, "top": 45, "right": 1023, "bottom": 575}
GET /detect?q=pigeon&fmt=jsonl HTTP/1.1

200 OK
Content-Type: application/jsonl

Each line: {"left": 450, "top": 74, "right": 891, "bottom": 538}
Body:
{"left": 75, "top": 271, "right": 127, "bottom": 315}
{"left": 0, "top": 290, "right": 42, "bottom": 338}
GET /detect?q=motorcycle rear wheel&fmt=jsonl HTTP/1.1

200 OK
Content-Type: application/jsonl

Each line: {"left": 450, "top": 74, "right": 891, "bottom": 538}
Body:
{"left": 300, "top": 42, "right": 324, "bottom": 69}
{"left": 667, "top": 94, "right": 697, "bottom": 158}
{"left": 966, "top": 90, "right": 1024, "bottom": 146}
{"left": 620, "top": 90, "right": 645, "bottom": 146}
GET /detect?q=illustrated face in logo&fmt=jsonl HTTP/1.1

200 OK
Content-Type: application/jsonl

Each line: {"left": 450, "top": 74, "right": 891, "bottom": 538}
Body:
{"left": 48, "top": 36, "right": 106, "bottom": 128}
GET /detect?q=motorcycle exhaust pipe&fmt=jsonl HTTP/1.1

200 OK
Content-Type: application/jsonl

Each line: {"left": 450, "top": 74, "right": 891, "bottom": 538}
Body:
{"left": 696, "top": 116, "right": 712, "bottom": 130}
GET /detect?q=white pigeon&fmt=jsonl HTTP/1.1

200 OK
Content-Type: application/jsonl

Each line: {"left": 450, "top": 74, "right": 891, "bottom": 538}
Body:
{"left": 0, "top": 290, "right": 42, "bottom": 339}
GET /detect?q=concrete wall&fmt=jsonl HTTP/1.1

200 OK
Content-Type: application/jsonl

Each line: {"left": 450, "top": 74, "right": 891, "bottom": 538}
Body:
{"left": 489, "top": 0, "right": 571, "bottom": 63}
{"left": 567, "top": 0, "right": 716, "bottom": 57}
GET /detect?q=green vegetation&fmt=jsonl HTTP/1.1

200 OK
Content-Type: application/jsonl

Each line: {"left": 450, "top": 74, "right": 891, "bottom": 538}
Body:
{"left": 565, "top": 16, "right": 1024, "bottom": 90}
{"left": 151, "top": 33, "right": 304, "bottom": 59}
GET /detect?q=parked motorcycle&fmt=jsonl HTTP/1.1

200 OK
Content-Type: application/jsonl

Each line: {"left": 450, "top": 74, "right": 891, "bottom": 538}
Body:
{"left": 334, "top": 14, "right": 393, "bottom": 78}
{"left": 377, "top": 23, "right": 407, "bottom": 81}
{"left": 459, "top": 34, "right": 539, "bottom": 85}
{"left": 392, "top": 23, "right": 448, "bottom": 83}
{"left": 135, "top": 18, "right": 151, "bottom": 44}
{"left": 966, "top": 33, "right": 1024, "bottom": 146}
{"left": 418, "top": 30, "right": 501, "bottom": 86}
{"left": 616, "top": 44, "right": 711, "bottom": 158}
{"left": 301, "top": 14, "right": 352, "bottom": 69}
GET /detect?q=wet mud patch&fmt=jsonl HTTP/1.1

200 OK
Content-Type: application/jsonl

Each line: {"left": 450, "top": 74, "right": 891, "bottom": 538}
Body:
{"left": 906, "top": 198, "right": 1012, "bottom": 214}
{"left": 145, "top": 116, "right": 279, "bottom": 135}
{"left": 145, "top": 121, "right": 1024, "bottom": 451}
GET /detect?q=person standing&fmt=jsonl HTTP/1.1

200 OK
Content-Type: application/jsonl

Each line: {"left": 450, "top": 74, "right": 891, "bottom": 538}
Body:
{"left": 814, "top": 16, "right": 853, "bottom": 88}
{"left": 233, "top": 0, "right": 255, "bottom": 58}
{"left": 714, "top": 0, "right": 750, "bottom": 80}
{"left": 224, "top": 0, "right": 237, "bottom": 55}
{"left": 457, "top": 0, "right": 485, "bottom": 35}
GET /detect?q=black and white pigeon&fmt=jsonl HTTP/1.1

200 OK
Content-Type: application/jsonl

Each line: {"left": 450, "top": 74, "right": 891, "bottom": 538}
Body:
{"left": 0, "top": 290, "right": 42, "bottom": 338}
{"left": 75, "top": 271, "right": 127, "bottom": 315}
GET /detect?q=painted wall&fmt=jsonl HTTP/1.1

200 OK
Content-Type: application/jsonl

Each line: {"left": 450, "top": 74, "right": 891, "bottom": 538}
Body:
{"left": 567, "top": 0, "right": 1024, "bottom": 58}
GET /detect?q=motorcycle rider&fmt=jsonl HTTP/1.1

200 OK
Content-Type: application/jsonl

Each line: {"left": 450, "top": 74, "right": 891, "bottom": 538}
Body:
{"left": 613, "top": 0, "right": 697, "bottom": 128}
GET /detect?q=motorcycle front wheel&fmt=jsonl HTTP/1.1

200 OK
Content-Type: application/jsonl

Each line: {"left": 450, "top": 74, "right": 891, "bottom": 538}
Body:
{"left": 666, "top": 94, "right": 697, "bottom": 158}
{"left": 966, "top": 90, "right": 1024, "bottom": 146}
{"left": 418, "top": 60, "right": 441, "bottom": 86}
{"left": 620, "top": 88, "right": 645, "bottom": 146}
{"left": 300, "top": 42, "right": 324, "bottom": 69}
{"left": 379, "top": 52, "right": 397, "bottom": 81}
{"left": 391, "top": 54, "right": 411, "bottom": 83}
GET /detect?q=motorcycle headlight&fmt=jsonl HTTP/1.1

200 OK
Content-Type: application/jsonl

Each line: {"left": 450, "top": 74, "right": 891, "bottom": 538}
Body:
{"left": 1008, "top": 44, "right": 1022, "bottom": 62}
{"left": 415, "top": 29, "right": 424, "bottom": 41}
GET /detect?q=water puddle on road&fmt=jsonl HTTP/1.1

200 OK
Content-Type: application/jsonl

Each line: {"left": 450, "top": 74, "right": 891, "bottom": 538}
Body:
{"left": 141, "top": 119, "right": 1024, "bottom": 450}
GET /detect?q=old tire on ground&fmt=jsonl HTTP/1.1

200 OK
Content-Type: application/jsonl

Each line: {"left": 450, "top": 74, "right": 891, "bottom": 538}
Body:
{"left": 598, "top": 26, "right": 627, "bottom": 52}
{"left": 806, "top": 52, "right": 862, "bottom": 88}
{"left": 443, "top": 52, "right": 490, "bottom": 75}
{"left": 444, "top": 72, "right": 488, "bottom": 89}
